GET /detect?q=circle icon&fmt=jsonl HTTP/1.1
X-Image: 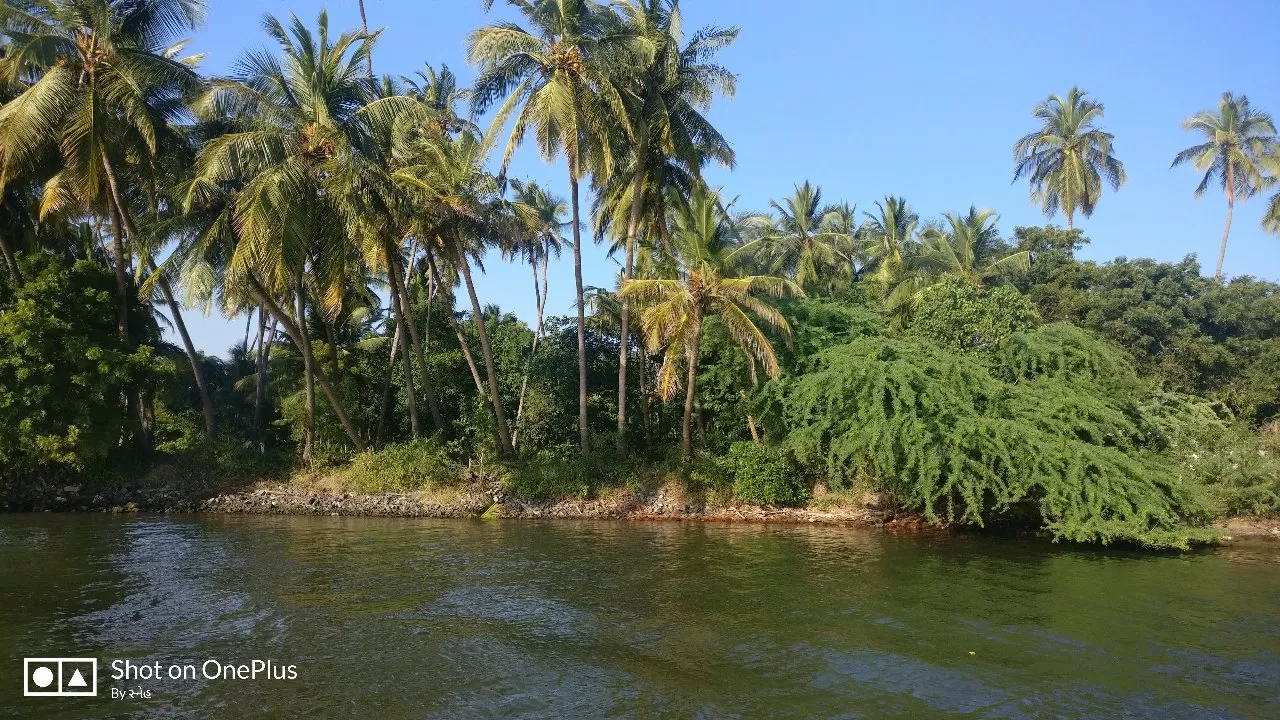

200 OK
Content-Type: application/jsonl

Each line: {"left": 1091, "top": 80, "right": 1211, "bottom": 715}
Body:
{"left": 32, "top": 666, "right": 54, "bottom": 688}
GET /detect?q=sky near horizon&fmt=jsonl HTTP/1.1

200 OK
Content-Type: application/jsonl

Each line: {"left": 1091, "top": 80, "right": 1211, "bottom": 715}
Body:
{"left": 178, "top": 0, "right": 1280, "bottom": 357}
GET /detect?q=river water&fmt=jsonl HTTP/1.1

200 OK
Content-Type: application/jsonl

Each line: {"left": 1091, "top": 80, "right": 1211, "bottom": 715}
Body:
{"left": 1, "top": 514, "right": 1278, "bottom": 719}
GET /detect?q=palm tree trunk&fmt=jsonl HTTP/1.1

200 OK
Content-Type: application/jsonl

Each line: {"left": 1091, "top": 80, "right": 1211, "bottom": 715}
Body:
{"left": 374, "top": 321, "right": 402, "bottom": 448}
{"left": 429, "top": 258, "right": 487, "bottom": 398}
{"left": 459, "top": 254, "right": 514, "bottom": 457}
{"left": 296, "top": 275, "right": 316, "bottom": 463}
{"left": 429, "top": 255, "right": 503, "bottom": 451}
{"left": 358, "top": 0, "right": 374, "bottom": 80}
{"left": 107, "top": 209, "right": 149, "bottom": 450}
{"left": 394, "top": 256, "right": 445, "bottom": 432}
{"left": 616, "top": 163, "right": 644, "bottom": 457}
{"left": 637, "top": 346, "right": 651, "bottom": 450}
{"left": 0, "top": 229, "right": 21, "bottom": 285}
{"left": 107, "top": 209, "right": 131, "bottom": 347}
{"left": 148, "top": 258, "right": 216, "bottom": 438}
{"left": 682, "top": 336, "right": 702, "bottom": 458}
{"left": 254, "top": 307, "right": 272, "bottom": 450}
{"left": 512, "top": 258, "right": 547, "bottom": 448}
{"left": 1216, "top": 168, "right": 1234, "bottom": 282}
{"left": 386, "top": 256, "right": 421, "bottom": 438}
{"left": 323, "top": 321, "right": 340, "bottom": 377}
{"left": 248, "top": 275, "right": 365, "bottom": 451}
{"left": 570, "top": 171, "right": 589, "bottom": 452}
{"left": 1066, "top": 211, "right": 1073, "bottom": 231}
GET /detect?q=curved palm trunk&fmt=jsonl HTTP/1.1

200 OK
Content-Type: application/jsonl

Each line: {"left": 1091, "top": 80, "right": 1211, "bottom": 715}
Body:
{"left": 148, "top": 258, "right": 215, "bottom": 438}
{"left": 512, "top": 257, "right": 549, "bottom": 448}
{"left": 387, "top": 263, "right": 421, "bottom": 438}
{"left": 105, "top": 204, "right": 131, "bottom": 348}
{"left": 570, "top": 172, "right": 589, "bottom": 452}
{"left": 459, "top": 255, "right": 514, "bottom": 457}
{"left": 429, "top": 255, "right": 503, "bottom": 451}
{"left": 1216, "top": 168, "right": 1234, "bottom": 282}
{"left": 429, "top": 258, "right": 487, "bottom": 397}
{"left": 681, "top": 332, "right": 702, "bottom": 458}
{"left": 616, "top": 163, "right": 645, "bottom": 457}
{"left": 394, "top": 257, "right": 445, "bottom": 432}
{"left": 101, "top": 150, "right": 215, "bottom": 444}
{"left": 0, "top": 230, "right": 20, "bottom": 285}
{"left": 248, "top": 276, "right": 365, "bottom": 451}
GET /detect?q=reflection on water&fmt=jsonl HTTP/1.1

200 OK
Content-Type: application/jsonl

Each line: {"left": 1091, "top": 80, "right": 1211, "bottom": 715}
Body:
{"left": 2, "top": 515, "right": 1278, "bottom": 719}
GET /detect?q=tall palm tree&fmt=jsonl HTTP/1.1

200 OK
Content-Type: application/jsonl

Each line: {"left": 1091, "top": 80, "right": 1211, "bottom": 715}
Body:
{"left": 736, "top": 182, "right": 852, "bottom": 290}
{"left": 186, "top": 11, "right": 371, "bottom": 457}
{"left": 0, "top": 0, "right": 216, "bottom": 439}
{"left": 602, "top": 0, "right": 736, "bottom": 456}
{"left": 469, "top": 0, "right": 646, "bottom": 452}
{"left": 1012, "top": 87, "right": 1126, "bottom": 230}
{"left": 859, "top": 195, "right": 919, "bottom": 288}
{"left": 620, "top": 184, "right": 801, "bottom": 456}
{"left": 1171, "top": 92, "right": 1278, "bottom": 280}
{"left": 391, "top": 120, "right": 517, "bottom": 457}
{"left": 505, "top": 178, "right": 566, "bottom": 444}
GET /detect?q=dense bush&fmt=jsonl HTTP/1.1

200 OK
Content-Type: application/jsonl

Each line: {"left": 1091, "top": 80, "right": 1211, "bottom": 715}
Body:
{"left": 772, "top": 330, "right": 1215, "bottom": 548}
{"left": 339, "top": 437, "right": 461, "bottom": 494}
{"left": 0, "top": 255, "right": 156, "bottom": 470}
{"left": 906, "top": 276, "right": 1039, "bottom": 352}
{"left": 723, "top": 441, "right": 809, "bottom": 506}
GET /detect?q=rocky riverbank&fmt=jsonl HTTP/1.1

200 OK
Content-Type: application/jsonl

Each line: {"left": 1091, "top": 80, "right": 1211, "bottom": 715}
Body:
{"left": 197, "top": 482, "right": 909, "bottom": 527}
{"left": 4, "top": 475, "right": 1277, "bottom": 541}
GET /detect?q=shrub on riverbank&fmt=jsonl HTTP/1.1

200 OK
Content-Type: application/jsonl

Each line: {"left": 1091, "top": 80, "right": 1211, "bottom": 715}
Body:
{"left": 770, "top": 329, "right": 1220, "bottom": 548}
{"left": 336, "top": 438, "right": 462, "bottom": 494}
{"left": 722, "top": 442, "right": 810, "bottom": 506}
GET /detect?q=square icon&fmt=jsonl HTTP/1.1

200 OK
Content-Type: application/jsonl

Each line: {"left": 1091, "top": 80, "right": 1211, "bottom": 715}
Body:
{"left": 24, "top": 658, "right": 97, "bottom": 697}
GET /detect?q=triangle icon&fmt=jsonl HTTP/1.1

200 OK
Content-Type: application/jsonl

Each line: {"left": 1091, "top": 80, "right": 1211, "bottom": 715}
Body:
{"left": 67, "top": 669, "right": 88, "bottom": 688}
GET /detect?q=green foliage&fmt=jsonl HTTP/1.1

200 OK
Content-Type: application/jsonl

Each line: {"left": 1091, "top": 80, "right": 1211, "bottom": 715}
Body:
{"left": 906, "top": 276, "right": 1039, "bottom": 351}
{"left": 773, "top": 333, "right": 1214, "bottom": 548}
{"left": 995, "top": 324, "right": 1138, "bottom": 390}
{"left": 503, "top": 443, "right": 600, "bottom": 502}
{"left": 0, "top": 255, "right": 154, "bottom": 470}
{"left": 340, "top": 438, "right": 461, "bottom": 494}
{"left": 1142, "top": 395, "right": 1280, "bottom": 517}
{"left": 723, "top": 442, "right": 809, "bottom": 506}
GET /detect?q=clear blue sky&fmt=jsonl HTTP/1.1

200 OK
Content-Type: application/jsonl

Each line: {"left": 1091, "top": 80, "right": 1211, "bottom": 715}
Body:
{"left": 179, "top": 0, "right": 1280, "bottom": 356}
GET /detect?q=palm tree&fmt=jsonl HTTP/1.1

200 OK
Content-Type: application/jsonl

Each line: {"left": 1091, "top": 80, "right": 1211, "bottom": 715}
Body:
{"left": 736, "top": 182, "right": 852, "bottom": 290}
{"left": 620, "top": 184, "right": 801, "bottom": 456}
{"left": 505, "top": 179, "right": 566, "bottom": 445}
{"left": 186, "top": 11, "right": 372, "bottom": 457}
{"left": 0, "top": 0, "right": 217, "bottom": 439}
{"left": 402, "top": 63, "right": 475, "bottom": 136}
{"left": 922, "top": 208, "right": 1029, "bottom": 285}
{"left": 469, "top": 0, "right": 646, "bottom": 452}
{"left": 603, "top": 0, "right": 737, "bottom": 456}
{"left": 1171, "top": 92, "right": 1278, "bottom": 280}
{"left": 885, "top": 207, "right": 1029, "bottom": 319}
{"left": 391, "top": 120, "right": 517, "bottom": 457}
{"left": 1013, "top": 87, "right": 1126, "bottom": 230}
{"left": 859, "top": 195, "right": 919, "bottom": 289}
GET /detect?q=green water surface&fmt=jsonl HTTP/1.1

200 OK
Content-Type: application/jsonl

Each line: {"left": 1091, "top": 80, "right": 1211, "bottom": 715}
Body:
{"left": 1, "top": 514, "right": 1277, "bottom": 718}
